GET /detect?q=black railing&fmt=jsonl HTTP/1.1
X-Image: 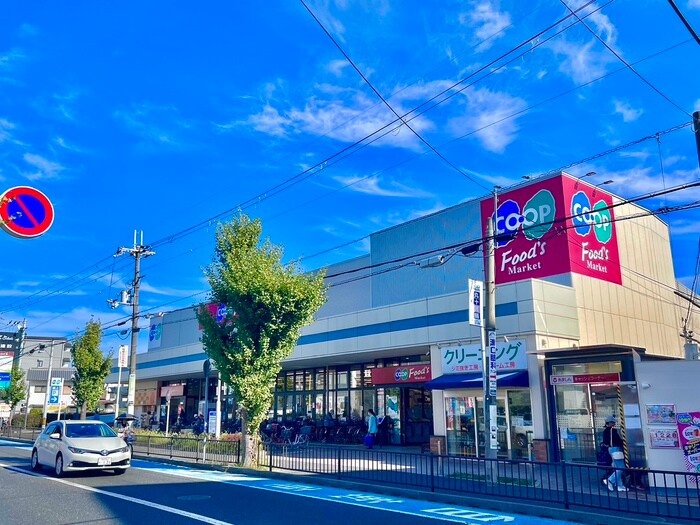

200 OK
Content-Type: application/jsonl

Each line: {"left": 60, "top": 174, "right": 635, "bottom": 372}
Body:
{"left": 9, "top": 430, "right": 696, "bottom": 522}
{"left": 258, "top": 443, "right": 699, "bottom": 522}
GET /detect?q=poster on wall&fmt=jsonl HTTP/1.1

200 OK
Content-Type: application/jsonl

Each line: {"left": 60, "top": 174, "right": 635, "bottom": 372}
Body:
{"left": 676, "top": 412, "right": 700, "bottom": 475}
{"left": 649, "top": 428, "right": 680, "bottom": 449}
{"left": 646, "top": 404, "right": 676, "bottom": 425}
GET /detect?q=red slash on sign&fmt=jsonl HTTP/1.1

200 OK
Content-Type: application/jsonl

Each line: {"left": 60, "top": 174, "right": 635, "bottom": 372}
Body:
{"left": 0, "top": 186, "right": 55, "bottom": 239}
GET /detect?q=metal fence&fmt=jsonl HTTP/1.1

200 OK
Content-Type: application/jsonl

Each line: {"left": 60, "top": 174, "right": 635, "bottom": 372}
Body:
{"left": 7, "top": 429, "right": 698, "bottom": 523}
{"left": 259, "top": 443, "right": 700, "bottom": 522}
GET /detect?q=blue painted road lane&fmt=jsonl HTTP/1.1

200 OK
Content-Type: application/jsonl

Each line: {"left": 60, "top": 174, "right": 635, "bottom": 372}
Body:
{"left": 131, "top": 459, "right": 579, "bottom": 525}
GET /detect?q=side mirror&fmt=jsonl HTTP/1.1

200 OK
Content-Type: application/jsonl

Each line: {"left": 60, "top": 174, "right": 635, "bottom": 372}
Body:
{"left": 49, "top": 433, "right": 61, "bottom": 440}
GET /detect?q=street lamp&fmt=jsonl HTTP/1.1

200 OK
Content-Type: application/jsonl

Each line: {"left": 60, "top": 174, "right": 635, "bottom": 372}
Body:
{"left": 592, "top": 180, "right": 614, "bottom": 196}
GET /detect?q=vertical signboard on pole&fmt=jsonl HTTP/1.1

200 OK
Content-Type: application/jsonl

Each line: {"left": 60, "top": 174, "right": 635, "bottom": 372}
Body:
{"left": 49, "top": 378, "right": 63, "bottom": 407}
{"left": 468, "top": 279, "right": 483, "bottom": 327}
{"left": 488, "top": 330, "right": 498, "bottom": 450}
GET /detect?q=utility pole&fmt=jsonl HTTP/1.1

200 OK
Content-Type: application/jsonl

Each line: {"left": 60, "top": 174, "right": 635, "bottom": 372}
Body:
{"left": 111, "top": 231, "right": 155, "bottom": 416}
{"left": 484, "top": 187, "right": 499, "bottom": 460}
{"left": 693, "top": 111, "right": 700, "bottom": 170}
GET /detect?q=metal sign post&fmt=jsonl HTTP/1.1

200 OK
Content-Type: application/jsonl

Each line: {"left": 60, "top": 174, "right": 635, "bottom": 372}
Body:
{"left": 114, "top": 345, "right": 128, "bottom": 423}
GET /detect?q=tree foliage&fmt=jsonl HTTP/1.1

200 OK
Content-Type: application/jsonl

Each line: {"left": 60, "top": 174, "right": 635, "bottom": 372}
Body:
{"left": 0, "top": 366, "right": 26, "bottom": 425}
{"left": 71, "top": 320, "right": 112, "bottom": 419}
{"left": 197, "top": 213, "right": 326, "bottom": 466}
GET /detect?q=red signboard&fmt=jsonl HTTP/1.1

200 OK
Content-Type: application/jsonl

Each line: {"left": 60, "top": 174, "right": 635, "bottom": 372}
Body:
{"left": 550, "top": 373, "right": 620, "bottom": 385}
{"left": 371, "top": 364, "right": 432, "bottom": 385}
{"left": 480, "top": 174, "right": 621, "bottom": 285}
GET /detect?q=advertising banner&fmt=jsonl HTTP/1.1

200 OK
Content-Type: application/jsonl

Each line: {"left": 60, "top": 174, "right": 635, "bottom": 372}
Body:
{"left": 441, "top": 339, "right": 527, "bottom": 374}
{"left": 480, "top": 174, "right": 622, "bottom": 285}
{"left": 676, "top": 412, "right": 700, "bottom": 475}
{"left": 0, "top": 350, "right": 13, "bottom": 390}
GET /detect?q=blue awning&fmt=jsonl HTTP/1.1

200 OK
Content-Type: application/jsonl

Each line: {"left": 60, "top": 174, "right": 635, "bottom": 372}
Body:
{"left": 424, "top": 370, "right": 529, "bottom": 390}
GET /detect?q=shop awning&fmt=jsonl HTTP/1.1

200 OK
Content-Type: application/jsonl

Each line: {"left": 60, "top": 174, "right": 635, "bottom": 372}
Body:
{"left": 424, "top": 370, "right": 529, "bottom": 390}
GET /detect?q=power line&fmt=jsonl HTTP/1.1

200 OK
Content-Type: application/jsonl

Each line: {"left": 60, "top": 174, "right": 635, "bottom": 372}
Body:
{"left": 560, "top": 0, "right": 691, "bottom": 117}
{"left": 666, "top": 0, "right": 700, "bottom": 45}
{"left": 301, "top": 0, "right": 491, "bottom": 192}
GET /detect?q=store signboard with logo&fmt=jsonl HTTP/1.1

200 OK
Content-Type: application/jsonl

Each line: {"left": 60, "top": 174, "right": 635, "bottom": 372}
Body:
{"left": 441, "top": 340, "right": 527, "bottom": 374}
{"left": 148, "top": 317, "right": 162, "bottom": 349}
{"left": 550, "top": 372, "right": 620, "bottom": 385}
{"left": 480, "top": 174, "right": 622, "bottom": 285}
{"left": 0, "top": 350, "right": 13, "bottom": 390}
{"left": 371, "top": 364, "right": 432, "bottom": 385}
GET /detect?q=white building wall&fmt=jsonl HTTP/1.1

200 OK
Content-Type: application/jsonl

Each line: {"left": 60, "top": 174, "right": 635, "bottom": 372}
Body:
{"left": 635, "top": 360, "right": 700, "bottom": 473}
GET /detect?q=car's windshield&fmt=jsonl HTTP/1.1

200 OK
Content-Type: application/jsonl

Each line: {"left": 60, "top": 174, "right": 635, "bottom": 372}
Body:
{"left": 65, "top": 423, "right": 117, "bottom": 438}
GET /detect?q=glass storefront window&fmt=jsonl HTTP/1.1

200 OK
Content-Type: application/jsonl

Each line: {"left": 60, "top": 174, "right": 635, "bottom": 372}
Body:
{"left": 337, "top": 370, "right": 348, "bottom": 389}
{"left": 285, "top": 373, "right": 294, "bottom": 392}
{"left": 363, "top": 389, "right": 375, "bottom": 417}
{"left": 295, "top": 372, "right": 304, "bottom": 391}
{"left": 552, "top": 361, "right": 622, "bottom": 375}
{"left": 349, "top": 390, "right": 362, "bottom": 422}
{"left": 314, "top": 393, "right": 324, "bottom": 420}
{"left": 349, "top": 367, "right": 362, "bottom": 388}
{"left": 315, "top": 369, "right": 325, "bottom": 390}
{"left": 445, "top": 396, "right": 476, "bottom": 456}
{"left": 276, "top": 376, "right": 284, "bottom": 391}
{"left": 336, "top": 393, "right": 349, "bottom": 421}
{"left": 508, "top": 390, "right": 533, "bottom": 457}
{"left": 327, "top": 368, "right": 336, "bottom": 390}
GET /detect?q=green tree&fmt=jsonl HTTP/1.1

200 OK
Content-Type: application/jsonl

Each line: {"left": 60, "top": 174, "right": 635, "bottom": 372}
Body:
{"left": 0, "top": 366, "right": 26, "bottom": 426}
{"left": 197, "top": 213, "right": 326, "bottom": 467}
{"left": 71, "top": 320, "right": 112, "bottom": 419}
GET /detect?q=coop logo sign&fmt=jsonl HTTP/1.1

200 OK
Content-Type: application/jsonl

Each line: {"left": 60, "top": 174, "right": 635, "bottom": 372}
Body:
{"left": 495, "top": 190, "right": 556, "bottom": 247}
{"left": 570, "top": 190, "right": 617, "bottom": 276}
{"left": 494, "top": 189, "right": 557, "bottom": 276}
{"left": 394, "top": 365, "right": 430, "bottom": 382}
{"left": 571, "top": 191, "right": 613, "bottom": 243}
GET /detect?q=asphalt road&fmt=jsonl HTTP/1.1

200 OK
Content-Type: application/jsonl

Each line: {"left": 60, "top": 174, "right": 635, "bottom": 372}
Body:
{"left": 0, "top": 439, "right": 579, "bottom": 525}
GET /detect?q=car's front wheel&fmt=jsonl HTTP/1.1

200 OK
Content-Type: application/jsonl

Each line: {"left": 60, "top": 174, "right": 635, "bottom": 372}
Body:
{"left": 54, "top": 453, "right": 65, "bottom": 477}
{"left": 30, "top": 449, "right": 41, "bottom": 471}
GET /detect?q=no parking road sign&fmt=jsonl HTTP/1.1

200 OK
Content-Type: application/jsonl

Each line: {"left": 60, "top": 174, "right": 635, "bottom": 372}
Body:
{"left": 0, "top": 186, "right": 55, "bottom": 239}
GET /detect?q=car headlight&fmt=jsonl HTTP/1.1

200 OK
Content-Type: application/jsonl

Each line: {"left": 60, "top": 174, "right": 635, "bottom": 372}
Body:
{"left": 118, "top": 446, "right": 130, "bottom": 453}
{"left": 67, "top": 446, "right": 87, "bottom": 454}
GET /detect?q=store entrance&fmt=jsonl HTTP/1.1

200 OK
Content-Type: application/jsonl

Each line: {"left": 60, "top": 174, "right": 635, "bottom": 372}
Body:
{"left": 378, "top": 386, "right": 432, "bottom": 445}
{"left": 554, "top": 383, "right": 620, "bottom": 463}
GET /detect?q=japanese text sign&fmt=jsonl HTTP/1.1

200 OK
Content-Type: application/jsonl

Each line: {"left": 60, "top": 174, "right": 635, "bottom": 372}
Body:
{"left": 441, "top": 339, "right": 527, "bottom": 374}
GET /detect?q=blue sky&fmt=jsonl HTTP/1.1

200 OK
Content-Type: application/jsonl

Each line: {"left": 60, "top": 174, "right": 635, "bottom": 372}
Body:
{"left": 1, "top": 1, "right": 699, "bottom": 354}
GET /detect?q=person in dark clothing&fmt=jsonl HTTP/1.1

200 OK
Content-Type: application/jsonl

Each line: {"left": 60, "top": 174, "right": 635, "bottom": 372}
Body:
{"left": 601, "top": 416, "right": 628, "bottom": 492}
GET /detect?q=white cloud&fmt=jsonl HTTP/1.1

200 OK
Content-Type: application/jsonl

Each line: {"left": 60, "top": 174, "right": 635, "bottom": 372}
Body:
{"left": 114, "top": 103, "right": 189, "bottom": 146}
{"left": 688, "top": 0, "right": 700, "bottom": 9}
{"left": 447, "top": 86, "right": 528, "bottom": 153}
{"left": 670, "top": 219, "right": 700, "bottom": 235}
{"left": 613, "top": 100, "right": 643, "bottom": 122}
{"left": 333, "top": 174, "right": 433, "bottom": 198}
{"left": 618, "top": 150, "right": 651, "bottom": 161}
{"left": 328, "top": 59, "right": 350, "bottom": 76}
{"left": 245, "top": 104, "right": 289, "bottom": 137}
{"left": 139, "top": 281, "right": 207, "bottom": 297}
{"left": 0, "top": 49, "right": 25, "bottom": 68}
{"left": 23, "top": 153, "right": 65, "bottom": 181}
{"left": 54, "top": 136, "right": 86, "bottom": 153}
{"left": 536, "top": 70, "right": 547, "bottom": 80}
{"left": 0, "top": 118, "right": 15, "bottom": 142}
{"left": 549, "top": 39, "right": 616, "bottom": 84}
{"left": 598, "top": 166, "right": 700, "bottom": 202}
{"left": 459, "top": 1, "right": 511, "bottom": 50}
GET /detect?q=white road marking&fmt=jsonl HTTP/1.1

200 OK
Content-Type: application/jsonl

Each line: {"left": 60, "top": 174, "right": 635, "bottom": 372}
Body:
{"left": 0, "top": 462, "right": 235, "bottom": 525}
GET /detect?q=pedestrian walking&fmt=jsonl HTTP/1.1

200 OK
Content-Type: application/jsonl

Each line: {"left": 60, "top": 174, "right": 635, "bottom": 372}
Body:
{"left": 601, "top": 416, "right": 628, "bottom": 492}
{"left": 365, "top": 409, "right": 378, "bottom": 449}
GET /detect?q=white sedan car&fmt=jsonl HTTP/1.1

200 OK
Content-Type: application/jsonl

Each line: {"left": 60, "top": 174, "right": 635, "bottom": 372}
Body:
{"left": 31, "top": 420, "right": 131, "bottom": 476}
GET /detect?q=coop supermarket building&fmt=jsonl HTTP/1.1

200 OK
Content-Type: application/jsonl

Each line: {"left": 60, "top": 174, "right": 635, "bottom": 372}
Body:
{"left": 110, "top": 172, "right": 695, "bottom": 467}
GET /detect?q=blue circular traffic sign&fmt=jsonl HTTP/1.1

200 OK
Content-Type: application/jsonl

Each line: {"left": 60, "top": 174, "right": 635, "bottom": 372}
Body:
{"left": 0, "top": 186, "right": 55, "bottom": 239}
